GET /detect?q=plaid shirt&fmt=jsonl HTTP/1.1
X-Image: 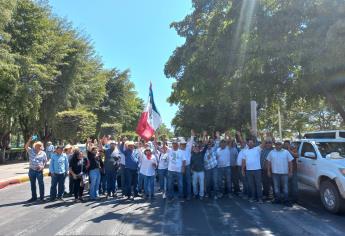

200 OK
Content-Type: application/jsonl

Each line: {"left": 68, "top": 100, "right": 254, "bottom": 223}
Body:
{"left": 204, "top": 148, "right": 218, "bottom": 170}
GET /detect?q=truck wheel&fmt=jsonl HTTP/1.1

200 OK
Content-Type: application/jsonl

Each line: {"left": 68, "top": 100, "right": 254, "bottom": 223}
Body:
{"left": 320, "top": 180, "right": 341, "bottom": 213}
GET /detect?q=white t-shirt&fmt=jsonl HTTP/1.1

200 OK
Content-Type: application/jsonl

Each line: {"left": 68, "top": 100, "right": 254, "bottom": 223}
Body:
{"left": 237, "top": 148, "right": 248, "bottom": 166}
{"left": 158, "top": 152, "right": 169, "bottom": 170}
{"left": 168, "top": 149, "right": 186, "bottom": 172}
{"left": 140, "top": 155, "right": 157, "bottom": 176}
{"left": 216, "top": 147, "right": 230, "bottom": 168}
{"left": 244, "top": 146, "right": 262, "bottom": 170}
{"left": 266, "top": 149, "right": 293, "bottom": 174}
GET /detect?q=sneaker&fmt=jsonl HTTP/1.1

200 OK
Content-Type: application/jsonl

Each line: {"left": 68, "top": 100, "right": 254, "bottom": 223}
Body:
{"left": 74, "top": 198, "right": 80, "bottom": 203}
{"left": 57, "top": 198, "right": 65, "bottom": 202}
{"left": 162, "top": 193, "right": 167, "bottom": 199}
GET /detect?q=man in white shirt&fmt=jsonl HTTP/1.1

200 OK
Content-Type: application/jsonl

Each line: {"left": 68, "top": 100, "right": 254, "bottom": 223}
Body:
{"left": 242, "top": 138, "right": 265, "bottom": 203}
{"left": 140, "top": 148, "right": 157, "bottom": 200}
{"left": 237, "top": 142, "right": 248, "bottom": 198}
{"left": 167, "top": 140, "right": 186, "bottom": 200}
{"left": 216, "top": 140, "right": 231, "bottom": 198}
{"left": 267, "top": 141, "right": 293, "bottom": 204}
{"left": 179, "top": 133, "right": 193, "bottom": 200}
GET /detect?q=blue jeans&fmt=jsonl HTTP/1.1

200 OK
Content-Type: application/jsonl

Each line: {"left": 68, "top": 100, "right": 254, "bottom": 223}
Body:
{"left": 289, "top": 171, "right": 298, "bottom": 202}
{"left": 125, "top": 168, "right": 138, "bottom": 197}
{"left": 246, "top": 170, "right": 263, "bottom": 200}
{"left": 28, "top": 169, "right": 44, "bottom": 200}
{"left": 144, "top": 175, "right": 155, "bottom": 197}
{"left": 105, "top": 171, "right": 117, "bottom": 194}
{"left": 238, "top": 166, "right": 248, "bottom": 195}
{"left": 138, "top": 173, "right": 145, "bottom": 194}
{"left": 218, "top": 167, "right": 231, "bottom": 194}
{"left": 50, "top": 173, "right": 66, "bottom": 199}
{"left": 205, "top": 167, "right": 218, "bottom": 196}
{"left": 183, "top": 165, "right": 192, "bottom": 198}
{"left": 89, "top": 169, "right": 101, "bottom": 199}
{"left": 167, "top": 171, "right": 183, "bottom": 199}
{"left": 119, "top": 164, "right": 126, "bottom": 192}
{"left": 273, "top": 173, "right": 289, "bottom": 202}
{"left": 158, "top": 169, "right": 168, "bottom": 191}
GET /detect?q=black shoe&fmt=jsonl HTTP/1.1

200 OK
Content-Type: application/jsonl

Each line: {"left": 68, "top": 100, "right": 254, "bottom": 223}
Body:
{"left": 27, "top": 198, "right": 37, "bottom": 203}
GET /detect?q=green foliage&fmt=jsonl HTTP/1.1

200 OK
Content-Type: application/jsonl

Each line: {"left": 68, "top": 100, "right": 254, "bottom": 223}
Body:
{"left": 156, "top": 123, "right": 174, "bottom": 140}
{"left": 55, "top": 109, "right": 97, "bottom": 143}
{"left": 99, "top": 123, "right": 123, "bottom": 137}
{"left": 0, "top": 0, "right": 142, "bottom": 147}
{"left": 166, "top": 0, "right": 345, "bottom": 136}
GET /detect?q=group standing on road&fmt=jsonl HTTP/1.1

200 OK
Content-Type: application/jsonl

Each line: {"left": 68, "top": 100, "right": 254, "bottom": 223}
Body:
{"left": 24, "top": 130, "right": 299, "bottom": 206}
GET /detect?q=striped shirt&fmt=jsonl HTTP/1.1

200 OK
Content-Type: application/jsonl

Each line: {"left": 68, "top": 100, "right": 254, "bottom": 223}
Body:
{"left": 204, "top": 148, "right": 217, "bottom": 170}
{"left": 28, "top": 148, "right": 47, "bottom": 171}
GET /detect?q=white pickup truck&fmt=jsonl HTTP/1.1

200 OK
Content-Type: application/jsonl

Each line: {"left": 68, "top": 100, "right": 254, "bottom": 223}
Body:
{"left": 297, "top": 138, "right": 345, "bottom": 213}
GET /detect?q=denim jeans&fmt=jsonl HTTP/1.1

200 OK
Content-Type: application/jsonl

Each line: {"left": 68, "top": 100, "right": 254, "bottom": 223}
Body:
{"left": 105, "top": 171, "right": 117, "bottom": 194}
{"left": 138, "top": 173, "right": 145, "bottom": 194}
{"left": 237, "top": 166, "right": 248, "bottom": 195}
{"left": 28, "top": 169, "right": 44, "bottom": 200}
{"left": 99, "top": 173, "right": 107, "bottom": 194}
{"left": 246, "top": 169, "right": 263, "bottom": 200}
{"left": 231, "top": 166, "right": 240, "bottom": 193}
{"left": 183, "top": 165, "right": 192, "bottom": 198}
{"left": 289, "top": 171, "right": 298, "bottom": 202}
{"left": 144, "top": 175, "right": 155, "bottom": 197}
{"left": 50, "top": 173, "right": 66, "bottom": 199}
{"left": 158, "top": 169, "right": 168, "bottom": 192}
{"left": 273, "top": 173, "right": 289, "bottom": 202}
{"left": 89, "top": 169, "right": 101, "bottom": 199}
{"left": 218, "top": 167, "right": 231, "bottom": 194}
{"left": 262, "top": 169, "right": 273, "bottom": 198}
{"left": 192, "top": 171, "right": 205, "bottom": 197}
{"left": 205, "top": 167, "right": 218, "bottom": 196}
{"left": 119, "top": 164, "right": 126, "bottom": 192}
{"left": 125, "top": 168, "right": 138, "bottom": 197}
{"left": 167, "top": 171, "right": 183, "bottom": 199}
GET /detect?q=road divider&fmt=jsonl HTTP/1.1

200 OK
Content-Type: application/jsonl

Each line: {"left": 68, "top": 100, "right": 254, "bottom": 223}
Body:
{"left": 0, "top": 170, "right": 50, "bottom": 189}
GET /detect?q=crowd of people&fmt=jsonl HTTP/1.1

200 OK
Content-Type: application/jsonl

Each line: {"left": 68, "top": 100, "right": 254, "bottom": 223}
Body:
{"left": 24, "top": 130, "right": 299, "bottom": 206}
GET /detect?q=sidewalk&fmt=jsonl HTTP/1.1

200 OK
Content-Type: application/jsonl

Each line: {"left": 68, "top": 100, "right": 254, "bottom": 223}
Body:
{"left": 0, "top": 162, "right": 50, "bottom": 189}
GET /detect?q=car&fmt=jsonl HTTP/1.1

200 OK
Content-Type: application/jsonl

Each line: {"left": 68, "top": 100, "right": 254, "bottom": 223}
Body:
{"left": 297, "top": 138, "right": 345, "bottom": 213}
{"left": 304, "top": 130, "right": 345, "bottom": 139}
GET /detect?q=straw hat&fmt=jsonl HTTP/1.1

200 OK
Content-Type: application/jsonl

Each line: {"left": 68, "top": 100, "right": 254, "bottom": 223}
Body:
{"left": 33, "top": 141, "right": 43, "bottom": 149}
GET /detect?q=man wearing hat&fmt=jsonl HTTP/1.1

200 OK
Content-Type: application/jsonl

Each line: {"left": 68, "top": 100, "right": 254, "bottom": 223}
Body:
{"left": 167, "top": 139, "right": 186, "bottom": 200}
{"left": 267, "top": 140, "right": 294, "bottom": 205}
{"left": 24, "top": 136, "right": 48, "bottom": 202}
{"left": 49, "top": 146, "right": 69, "bottom": 201}
{"left": 64, "top": 144, "right": 74, "bottom": 196}
{"left": 119, "top": 139, "right": 139, "bottom": 199}
{"left": 179, "top": 131, "right": 194, "bottom": 200}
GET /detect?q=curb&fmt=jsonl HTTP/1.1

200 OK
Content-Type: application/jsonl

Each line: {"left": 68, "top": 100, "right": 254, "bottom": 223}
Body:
{"left": 0, "top": 170, "right": 50, "bottom": 189}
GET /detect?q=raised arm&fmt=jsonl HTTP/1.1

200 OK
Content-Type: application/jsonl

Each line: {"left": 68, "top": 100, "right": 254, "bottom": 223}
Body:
{"left": 24, "top": 136, "right": 32, "bottom": 152}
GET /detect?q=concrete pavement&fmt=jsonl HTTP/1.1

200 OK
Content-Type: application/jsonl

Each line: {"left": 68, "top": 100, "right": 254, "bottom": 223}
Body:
{"left": 0, "top": 178, "right": 344, "bottom": 236}
{"left": 0, "top": 162, "right": 49, "bottom": 189}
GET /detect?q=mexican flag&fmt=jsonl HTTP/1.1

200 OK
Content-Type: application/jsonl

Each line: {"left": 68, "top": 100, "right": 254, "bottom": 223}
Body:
{"left": 136, "top": 83, "right": 162, "bottom": 140}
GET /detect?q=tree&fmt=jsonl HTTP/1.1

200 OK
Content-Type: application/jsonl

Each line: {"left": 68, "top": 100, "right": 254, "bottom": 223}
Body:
{"left": 156, "top": 123, "right": 174, "bottom": 140}
{"left": 166, "top": 0, "right": 345, "bottom": 135}
{"left": 54, "top": 109, "right": 97, "bottom": 143}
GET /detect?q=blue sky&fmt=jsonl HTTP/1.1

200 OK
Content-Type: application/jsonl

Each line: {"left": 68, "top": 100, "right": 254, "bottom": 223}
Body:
{"left": 49, "top": 0, "right": 192, "bottom": 129}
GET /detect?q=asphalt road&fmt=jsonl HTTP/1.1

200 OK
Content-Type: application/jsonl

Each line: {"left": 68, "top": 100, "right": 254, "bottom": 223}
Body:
{"left": 0, "top": 178, "right": 344, "bottom": 236}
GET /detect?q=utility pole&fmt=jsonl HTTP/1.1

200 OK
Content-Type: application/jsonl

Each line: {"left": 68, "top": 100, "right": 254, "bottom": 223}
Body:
{"left": 278, "top": 106, "right": 282, "bottom": 140}
{"left": 250, "top": 101, "right": 257, "bottom": 137}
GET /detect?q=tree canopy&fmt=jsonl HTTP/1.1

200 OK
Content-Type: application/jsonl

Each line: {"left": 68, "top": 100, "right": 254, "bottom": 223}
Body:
{"left": 165, "top": 0, "right": 345, "bottom": 137}
{"left": 0, "top": 0, "right": 143, "bottom": 157}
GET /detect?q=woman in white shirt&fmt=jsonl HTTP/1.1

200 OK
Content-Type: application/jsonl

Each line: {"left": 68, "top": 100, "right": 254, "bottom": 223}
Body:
{"left": 157, "top": 143, "right": 169, "bottom": 198}
{"left": 140, "top": 148, "right": 157, "bottom": 200}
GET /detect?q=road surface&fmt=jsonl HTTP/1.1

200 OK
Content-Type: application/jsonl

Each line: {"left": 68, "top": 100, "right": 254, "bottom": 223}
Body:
{"left": 0, "top": 178, "right": 344, "bottom": 236}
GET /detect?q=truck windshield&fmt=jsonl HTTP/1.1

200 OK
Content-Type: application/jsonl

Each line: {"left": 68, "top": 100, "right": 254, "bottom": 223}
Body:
{"left": 316, "top": 142, "right": 345, "bottom": 158}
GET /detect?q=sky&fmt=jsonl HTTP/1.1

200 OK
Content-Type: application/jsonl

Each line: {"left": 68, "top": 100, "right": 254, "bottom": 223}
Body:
{"left": 49, "top": 0, "right": 192, "bottom": 129}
